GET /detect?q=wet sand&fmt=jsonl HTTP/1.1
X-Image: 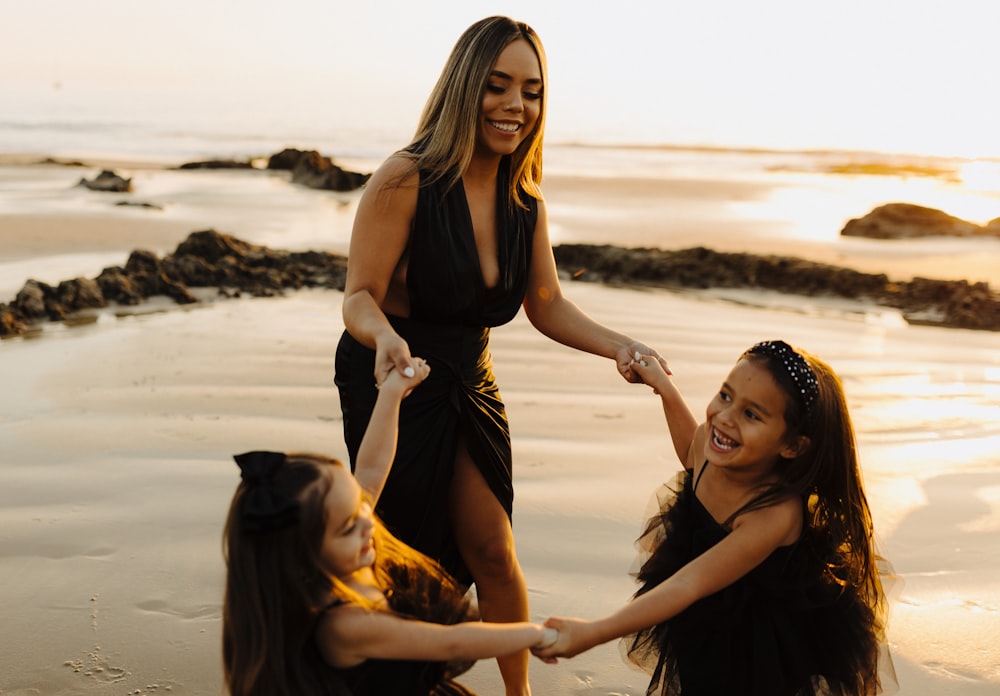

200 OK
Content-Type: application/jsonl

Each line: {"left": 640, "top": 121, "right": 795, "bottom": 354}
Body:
{"left": 1, "top": 159, "right": 998, "bottom": 694}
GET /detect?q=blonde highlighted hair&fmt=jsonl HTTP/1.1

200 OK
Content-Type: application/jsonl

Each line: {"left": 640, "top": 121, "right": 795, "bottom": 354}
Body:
{"left": 401, "top": 15, "right": 547, "bottom": 209}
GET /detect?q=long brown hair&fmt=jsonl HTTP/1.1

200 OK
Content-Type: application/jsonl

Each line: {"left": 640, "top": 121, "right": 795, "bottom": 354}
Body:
{"left": 401, "top": 15, "right": 547, "bottom": 208}
{"left": 222, "top": 452, "right": 464, "bottom": 695}
{"left": 734, "top": 343, "right": 887, "bottom": 693}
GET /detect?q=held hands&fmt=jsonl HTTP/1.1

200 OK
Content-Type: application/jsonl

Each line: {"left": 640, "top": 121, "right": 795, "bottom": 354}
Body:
{"left": 376, "top": 356, "right": 430, "bottom": 399}
{"left": 373, "top": 332, "right": 419, "bottom": 390}
{"left": 616, "top": 341, "right": 669, "bottom": 384}
{"left": 530, "top": 617, "right": 601, "bottom": 663}
{"left": 629, "top": 350, "right": 677, "bottom": 397}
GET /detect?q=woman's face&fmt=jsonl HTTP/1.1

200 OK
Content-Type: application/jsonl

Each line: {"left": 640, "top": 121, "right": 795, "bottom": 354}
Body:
{"left": 477, "top": 38, "right": 542, "bottom": 157}
{"left": 319, "top": 466, "right": 376, "bottom": 578}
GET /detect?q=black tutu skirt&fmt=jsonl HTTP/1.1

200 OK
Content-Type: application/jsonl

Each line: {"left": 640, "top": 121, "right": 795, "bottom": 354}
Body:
{"left": 622, "top": 470, "right": 897, "bottom": 696}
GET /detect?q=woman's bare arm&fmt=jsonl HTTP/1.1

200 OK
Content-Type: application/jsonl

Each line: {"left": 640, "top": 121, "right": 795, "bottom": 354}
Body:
{"left": 341, "top": 155, "right": 419, "bottom": 383}
{"left": 522, "top": 200, "right": 668, "bottom": 383}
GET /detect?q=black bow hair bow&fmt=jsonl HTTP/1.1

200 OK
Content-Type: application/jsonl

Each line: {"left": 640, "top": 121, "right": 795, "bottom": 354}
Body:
{"left": 233, "top": 451, "right": 300, "bottom": 533}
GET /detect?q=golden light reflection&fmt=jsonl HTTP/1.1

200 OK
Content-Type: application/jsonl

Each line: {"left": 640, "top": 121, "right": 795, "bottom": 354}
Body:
{"left": 957, "top": 486, "right": 1000, "bottom": 534}
{"left": 958, "top": 160, "right": 1000, "bottom": 193}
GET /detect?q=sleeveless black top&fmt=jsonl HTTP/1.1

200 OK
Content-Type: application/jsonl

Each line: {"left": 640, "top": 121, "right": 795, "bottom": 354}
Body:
{"left": 335, "top": 158, "right": 538, "bottom": 584}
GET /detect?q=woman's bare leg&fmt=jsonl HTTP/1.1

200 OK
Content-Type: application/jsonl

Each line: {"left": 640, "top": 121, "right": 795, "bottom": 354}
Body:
{"left": 450, "top": 443, "right": 530, "bottom": 696}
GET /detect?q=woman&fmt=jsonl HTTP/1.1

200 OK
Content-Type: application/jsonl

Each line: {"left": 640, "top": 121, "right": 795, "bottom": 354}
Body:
{"left": 335, "top": 16, "right": 666, "bottom": 695}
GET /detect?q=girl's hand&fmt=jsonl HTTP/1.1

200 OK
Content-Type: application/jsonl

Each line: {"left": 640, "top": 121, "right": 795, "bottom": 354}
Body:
{"left": 530, "top": 625, "right": 561, "bottom": 664}
{"left": 377, "top": 357, "right": 430, "bottom": 399}
{"left": 530, "top": 617, "right": 601, "bottom": 662}
{"left": 616, "top": 342, "right": 669, "bottom": 384}
{"left": 630, "top": 351, "right": 676, "bottom": 396}
{"left": 373, "top": 332, "right": 414, "bottom": 389}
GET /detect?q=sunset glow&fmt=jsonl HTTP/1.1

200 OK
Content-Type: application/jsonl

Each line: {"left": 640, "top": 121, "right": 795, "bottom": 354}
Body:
{"left": 3, "top": 1, "right": 1000, "bottom": 158}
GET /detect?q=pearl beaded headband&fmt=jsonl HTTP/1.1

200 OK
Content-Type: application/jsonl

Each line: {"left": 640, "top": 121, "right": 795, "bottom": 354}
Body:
{"left": 748, "top": 340, "right": 819, "bottom": 412}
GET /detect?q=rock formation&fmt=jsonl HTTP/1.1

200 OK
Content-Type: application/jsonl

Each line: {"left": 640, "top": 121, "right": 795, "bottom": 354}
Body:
{"left": 841, "top": 203, "right": 1000, "bottom": 239}
{"left": 0, "top": 230, "right": 347, "bottom": 338}
{"left": 77, "top": 169, "right": 133, "bottom": 193}
{"left": 3, "top": 233, "right": 998, "bottom": 339}
{"left": 266, "top": 147, "right": 371, "bottom": 191}
{"left": 552, "top": 244, "right": 1000, "bottom": 332}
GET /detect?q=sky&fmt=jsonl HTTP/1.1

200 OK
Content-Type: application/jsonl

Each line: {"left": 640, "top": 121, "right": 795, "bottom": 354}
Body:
{"left": 2, "top": 0, "right": 999, "bottom": 158}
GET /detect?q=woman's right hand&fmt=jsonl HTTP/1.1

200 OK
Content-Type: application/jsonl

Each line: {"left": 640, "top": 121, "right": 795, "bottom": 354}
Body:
{"left": 373, "top": 330, "right": 415, "bottom": 389}
{"left": 377, "top": 357, "right": 430, "bottom": 399}
{"left": 630, "top": 351, "right": 674, "bottom": 395}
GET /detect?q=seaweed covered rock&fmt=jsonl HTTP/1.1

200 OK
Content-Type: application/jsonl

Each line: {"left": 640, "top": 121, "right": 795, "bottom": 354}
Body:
{"left": 552, "top": 244, "right": 1000, "bottom": 332}
{"left": 1, "top": 230, "right": 348, "bottom": 338}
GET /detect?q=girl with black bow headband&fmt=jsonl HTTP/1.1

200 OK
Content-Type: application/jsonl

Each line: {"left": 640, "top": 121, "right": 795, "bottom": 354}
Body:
{"left": 222, "top": 360, "right": 557, "bottom": 696}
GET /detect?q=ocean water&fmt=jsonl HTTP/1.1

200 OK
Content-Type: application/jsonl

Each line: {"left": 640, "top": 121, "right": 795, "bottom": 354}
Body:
{"left": 4, "top": 82, "right": 1000, "bottom": 298}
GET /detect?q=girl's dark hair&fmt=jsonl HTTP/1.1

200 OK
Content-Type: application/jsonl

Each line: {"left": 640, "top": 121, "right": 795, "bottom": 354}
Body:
{"left": 222, "top": 453, "right": 340, "bottom": 695}
{"left": 732, "top": 344, "right": 887, "bottom": 693}
{"left": 222, "top": 452, "right": 465, "bottom": 695}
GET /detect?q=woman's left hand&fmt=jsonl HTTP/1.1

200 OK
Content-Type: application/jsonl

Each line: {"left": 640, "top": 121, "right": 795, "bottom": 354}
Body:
{"left": 616, "top": 342, "right": 669, "bottom": 383}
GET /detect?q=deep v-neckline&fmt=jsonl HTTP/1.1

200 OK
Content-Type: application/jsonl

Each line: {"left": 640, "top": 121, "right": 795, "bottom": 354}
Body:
{"left": 456, "top": 176, "right": 501, "bottom": 292}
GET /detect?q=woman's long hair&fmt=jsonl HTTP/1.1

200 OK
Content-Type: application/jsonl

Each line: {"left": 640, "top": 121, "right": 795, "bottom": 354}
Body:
{"left": 402, "top": 15, "right": 547, "bottom": 208}
{"left": 222, "top": 452, "right": 467, "bottom": 696}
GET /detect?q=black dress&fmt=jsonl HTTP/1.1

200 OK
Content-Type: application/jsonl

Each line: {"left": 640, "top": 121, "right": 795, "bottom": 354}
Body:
{"left": 624, "top": 467, "right": 892, "bottom": 696}
{"left": 324, "top": 555, "right": 481, "bottom": 695}
{"left": 335, "top": 159, "right": 537, "bottom": 584}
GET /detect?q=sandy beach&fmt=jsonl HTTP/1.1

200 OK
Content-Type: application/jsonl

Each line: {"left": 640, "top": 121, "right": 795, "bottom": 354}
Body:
{"left": 1, "top": 158, "right": 999, "bottom": 694}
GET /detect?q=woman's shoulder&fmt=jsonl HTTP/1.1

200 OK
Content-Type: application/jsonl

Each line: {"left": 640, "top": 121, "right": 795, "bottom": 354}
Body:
{"left": 358, "top": 155, "right": 420, "bottom": 213}
{"left": 371, "top": 153, "right": 420, "bottom": 185}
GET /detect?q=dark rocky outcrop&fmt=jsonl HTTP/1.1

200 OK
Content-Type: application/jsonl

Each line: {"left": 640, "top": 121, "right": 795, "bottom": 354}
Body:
{"left": 115, "top": 201, "right": 164, "bottom": 210}
{"left": 842, "top": 203, "right": 1000, "bottom": 239}
{"left": 174, "top": 148, "right": 371, "bottom": 192}
{"left": 266, "top": 148, "right": 370, "bottom": 191}
{"left": 176, "top": 159, "right": 255, "bottom": 170}
{"left": 4, "top": 233, "right": 998, "bottom": 339}
{"left": 77, "top": 169, "right": 133, "bottom": 193}
{"left": 553, "top": 244, "right": 1000, "bottom": 332}
{"left": 0, "top": 230, "right": 347, "bottom": 338}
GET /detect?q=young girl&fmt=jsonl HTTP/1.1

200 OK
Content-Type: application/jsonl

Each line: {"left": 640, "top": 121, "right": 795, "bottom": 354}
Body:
{"left": 534, "top": 340, "right": 895, "bottom": 695}
{"left": 222, "top": 359, "right": 557, "bottom": 696}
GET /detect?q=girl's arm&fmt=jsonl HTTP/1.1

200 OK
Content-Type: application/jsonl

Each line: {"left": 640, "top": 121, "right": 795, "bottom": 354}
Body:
{"left": 317, "top": 609, "right": 554, "bottom": 667}
{"left": 353, "top": 359, "right": 430, "bottom": 502}
{"left": 522, "top": 200, "right": 669, "bottom": 384}
{"left": 341, "top": 155, "right": 419, "bottom": 385}
{"left": 533, "top": 497, "right": 801, "bottom": 660}
{"left": 631, "top": 356, "right": 698, "bottom": 464}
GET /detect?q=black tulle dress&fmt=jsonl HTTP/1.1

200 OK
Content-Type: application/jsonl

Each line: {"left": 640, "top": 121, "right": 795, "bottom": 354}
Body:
{"left": 624, "top": 466, "right": 892, "bottom": 696}
{"left": 335, "top": 159, "right": 537, "bottom": 585}
{"left": 318, "top": 554, "right": 481, "bottom": 696}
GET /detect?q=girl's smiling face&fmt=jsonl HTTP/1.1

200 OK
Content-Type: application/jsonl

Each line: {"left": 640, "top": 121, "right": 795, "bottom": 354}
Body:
{"left": 319, "top": 466, "right": 376, "bottom": 579}
{"left": 477, "top": 38, "right": 542, "bottom": 156}
{"left": 704, "top": 358, "right": 803, "bottom": 476}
